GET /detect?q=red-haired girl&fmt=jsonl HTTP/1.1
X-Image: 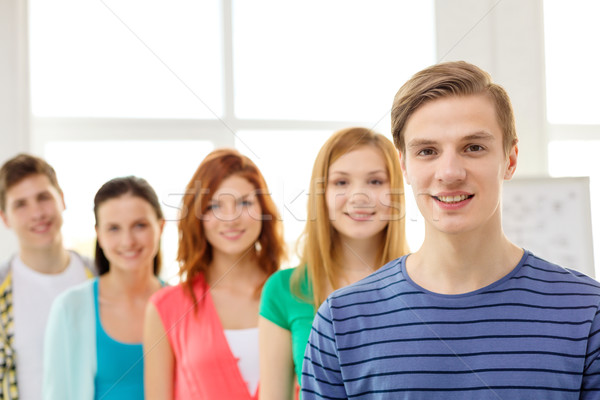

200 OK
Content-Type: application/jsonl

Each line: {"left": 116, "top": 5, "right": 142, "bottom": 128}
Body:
{"left": 144, "top": 149, "right": 285, "bottom": 400}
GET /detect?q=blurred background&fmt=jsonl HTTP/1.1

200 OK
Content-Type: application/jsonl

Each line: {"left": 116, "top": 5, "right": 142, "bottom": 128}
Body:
{"left": 1, "top": 0, "right": 598, "bottom": 281}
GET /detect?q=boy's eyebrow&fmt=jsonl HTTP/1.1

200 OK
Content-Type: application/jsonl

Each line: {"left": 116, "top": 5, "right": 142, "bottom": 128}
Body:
{"left": 406, "top": 138, "right": 437, "bottom": 150}
{"left": 463, "top": 131, "right": 495, "bottom": 141}
{"left": 406, "top": 131, "right": 495, "bottom": 149}
{"left": 36, "top": 190, "right": 53, "bottom": 198}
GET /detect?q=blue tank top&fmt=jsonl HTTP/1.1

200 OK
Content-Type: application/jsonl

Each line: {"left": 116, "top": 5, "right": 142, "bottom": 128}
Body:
{"left": 93, "top": 279, "right": 144, "bottom": 400}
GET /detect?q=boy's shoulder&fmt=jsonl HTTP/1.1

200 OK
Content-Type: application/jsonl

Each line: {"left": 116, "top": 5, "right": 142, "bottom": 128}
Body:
{"left": 328, "top": 256, "right": 406, "bottom": 306}
{"left": 68, "top": 250, "right": 96, "bottom": 276}
{"left": 519, "top": 251, "right": 600, "bottom": 293}
{"left": 0, "top": 255, "right": 17, "bottom": 290}
{"left": 0, "top": 250, "right": 96, "bottom": 281}
{"left": 0, "top": 257, "right": 11, "bottom": 283}
{"left": 324, "top": 251, "right": 600, "bottom": 308}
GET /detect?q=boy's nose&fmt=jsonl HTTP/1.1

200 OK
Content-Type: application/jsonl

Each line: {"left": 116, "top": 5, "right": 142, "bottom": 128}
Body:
{"left": 30, "top": 202, "right": 46, "bottom": 220}
{"left": 435, "top": 153, "right": 466, "bottom": 184}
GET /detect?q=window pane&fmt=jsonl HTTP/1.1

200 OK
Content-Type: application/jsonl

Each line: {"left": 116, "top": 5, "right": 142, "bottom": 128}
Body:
{"left": 235, "top": 130, "right": 330, "bottom": 265}
{"left": 233, "top": 0, "right": 435, "bottom": 121}
{"left": 544, "top": 0, "right": 600, "bottom": 124}
{"left": 44, "top": 140, "right": 215, "bottom": 282}
{"left": 29, "top": 0, "right": 223, "bottom": 119}
{"left": 548, "top": 141, "right": 600, "bottom": 277}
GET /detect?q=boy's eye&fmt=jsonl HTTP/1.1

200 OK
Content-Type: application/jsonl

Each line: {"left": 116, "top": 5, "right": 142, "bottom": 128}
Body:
{"left": 38, "top": 192, "right": 52, "bottom": 201}
{"left": 108, "top": 225, "right": 119, "bottom": 232}
{"left": 466, "top": 144, "right": 484, "bottom": 152}
{"left": 417, "top": 148, "right": 435, "bottom": 156}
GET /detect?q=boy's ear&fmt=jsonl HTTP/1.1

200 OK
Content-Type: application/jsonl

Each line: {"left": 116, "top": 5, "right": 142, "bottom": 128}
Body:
{"left": 504, "top": 143, "right": 519, "bottom": 180}
{"left": 0, "top": 210, "right": 9, "bottom": 228}
{"left": 399, "top": 151, "right": 410, "bottom": 185}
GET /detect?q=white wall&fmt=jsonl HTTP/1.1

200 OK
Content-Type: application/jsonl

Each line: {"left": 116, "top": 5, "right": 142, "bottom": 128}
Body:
{"left": 435, "top": 0, "right": 547, "bottom": 176}
{"left": 0, "top": 0, "right": 30, "bottom": 259}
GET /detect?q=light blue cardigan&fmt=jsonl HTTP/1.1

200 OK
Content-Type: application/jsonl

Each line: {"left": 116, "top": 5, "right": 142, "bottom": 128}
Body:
{"left": 43, "top": 279, "right": 97, "bottom": 400}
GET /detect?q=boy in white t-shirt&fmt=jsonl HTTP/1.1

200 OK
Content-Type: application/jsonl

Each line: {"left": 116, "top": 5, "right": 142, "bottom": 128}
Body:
{"left": 0, "top": 153, "right": 95, "bottom": 400}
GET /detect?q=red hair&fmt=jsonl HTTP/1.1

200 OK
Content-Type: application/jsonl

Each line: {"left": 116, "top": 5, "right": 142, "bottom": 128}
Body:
{"left": 177, "top": 149, "right": 285, "bottom": 302}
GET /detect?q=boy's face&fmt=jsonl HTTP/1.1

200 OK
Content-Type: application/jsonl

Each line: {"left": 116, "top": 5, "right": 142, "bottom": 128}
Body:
{"left": 400, "top": 94, "right": 517, "bottom": 236}
{"left": 0, "top": 174, "right": 65, "bottom": 251}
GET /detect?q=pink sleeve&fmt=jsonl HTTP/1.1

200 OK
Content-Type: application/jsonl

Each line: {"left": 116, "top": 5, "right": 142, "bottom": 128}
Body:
{"left": 149, "top": 285, "right": 189, "bottom": 340}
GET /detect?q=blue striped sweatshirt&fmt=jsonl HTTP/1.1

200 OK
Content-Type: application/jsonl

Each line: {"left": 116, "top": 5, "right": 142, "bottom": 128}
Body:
{"left": 301, "top": 250, "right": 600, "bottom": 399}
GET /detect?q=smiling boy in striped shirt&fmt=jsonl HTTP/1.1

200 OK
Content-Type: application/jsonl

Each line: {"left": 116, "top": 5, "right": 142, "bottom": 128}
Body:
{"left": 301, "top": 61, "right": 600, "bottom": 399}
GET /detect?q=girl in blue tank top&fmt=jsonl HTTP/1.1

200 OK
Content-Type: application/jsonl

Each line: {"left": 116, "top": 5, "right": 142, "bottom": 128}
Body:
{"left": 44, "top": 176, "right": 165, "bottom": 400}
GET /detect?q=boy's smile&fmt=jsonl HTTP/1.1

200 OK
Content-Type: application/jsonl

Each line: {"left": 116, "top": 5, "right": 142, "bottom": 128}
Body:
{"left": 400, "top": 93, "right": 518, "bottom": 236}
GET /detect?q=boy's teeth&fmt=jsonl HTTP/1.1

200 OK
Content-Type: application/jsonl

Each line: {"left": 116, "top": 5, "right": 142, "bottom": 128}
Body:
{"left": 438, "top": 195, "right": 470, "bottom": 203}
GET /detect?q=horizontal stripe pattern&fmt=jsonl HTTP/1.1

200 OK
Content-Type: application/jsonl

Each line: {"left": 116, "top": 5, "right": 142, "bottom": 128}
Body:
{"left": 301, "top": 251, "right": 600, "bottom": 399}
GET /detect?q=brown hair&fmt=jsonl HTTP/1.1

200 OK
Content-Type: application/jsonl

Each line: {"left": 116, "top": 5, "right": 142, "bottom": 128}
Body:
{"left": 292, "top": 127, "right": 409, "bottom": 308}
{"left": 391, "top": 61, "right": 517, "bottom": 157}
{"left": 177, "top": 149, "right": 285, "bottom": 302}
{"left": 0, "top": 153, "right": 62, "bottom": 211}
{"left": 94, "top": 176, "right": 164, "bottom": 276}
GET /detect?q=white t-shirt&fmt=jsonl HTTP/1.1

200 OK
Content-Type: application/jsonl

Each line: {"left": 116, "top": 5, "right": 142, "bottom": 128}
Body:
{"left": 12, "top": 252, "right": 89, "bottom": 400}
{"left": 224, "top": 327, "right": 260, "bottom": 396}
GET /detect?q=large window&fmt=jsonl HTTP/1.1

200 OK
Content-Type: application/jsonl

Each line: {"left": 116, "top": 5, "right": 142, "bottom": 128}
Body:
{"left": 544, "top": 0, "right": 600, "bottom": 276}
{"left": 29, "top": 0, "right": 223, "bottom": 119}
{"left": 544, "top": 0, "right": 600, "bottom": 125}
{"left": 232, "top": 1, "right": 434, "bottom": 122}
{"left": 28, "top": 0, "right": 436, "bottom": 279}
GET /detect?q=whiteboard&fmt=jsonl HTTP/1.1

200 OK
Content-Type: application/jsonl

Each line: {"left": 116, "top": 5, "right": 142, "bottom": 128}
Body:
{"left": 502, "top": 176, "right": 595, "bottom": 277}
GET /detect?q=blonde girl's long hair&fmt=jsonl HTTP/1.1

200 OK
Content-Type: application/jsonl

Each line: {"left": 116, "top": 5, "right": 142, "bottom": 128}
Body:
{"left": 291, "top": 127, "right": 409, "bottom": 309}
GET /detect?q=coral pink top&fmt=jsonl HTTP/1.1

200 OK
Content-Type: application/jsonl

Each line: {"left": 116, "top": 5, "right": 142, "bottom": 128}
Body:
{"left": 150, "top": 275, "right": 259, "bottom": 400}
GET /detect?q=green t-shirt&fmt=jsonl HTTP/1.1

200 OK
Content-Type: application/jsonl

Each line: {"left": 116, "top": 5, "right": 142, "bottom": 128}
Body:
{"left": 259, "top": 267, "right": 315, "bottom": 384}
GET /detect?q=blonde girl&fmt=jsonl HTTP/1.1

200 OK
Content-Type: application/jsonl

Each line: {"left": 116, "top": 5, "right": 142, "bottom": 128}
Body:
{"left": 259, "top": 127, "right": 409, "bottom": 399}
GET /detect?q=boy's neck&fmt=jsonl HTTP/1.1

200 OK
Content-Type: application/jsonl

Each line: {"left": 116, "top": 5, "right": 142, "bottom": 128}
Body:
{"left": 407, "top": 227, "right": 523, "bottom": 295}
{"left": 19, "top": 241, "right": 71, "bottom": 274}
